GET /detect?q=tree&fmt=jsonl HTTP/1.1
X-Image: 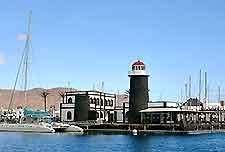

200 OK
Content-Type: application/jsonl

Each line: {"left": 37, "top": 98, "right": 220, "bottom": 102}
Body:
{"left": 40, "top": 90, "right": 50, "bottom": 112}
{"left": 58, "top": 90, "right": 65, "bottom": 103}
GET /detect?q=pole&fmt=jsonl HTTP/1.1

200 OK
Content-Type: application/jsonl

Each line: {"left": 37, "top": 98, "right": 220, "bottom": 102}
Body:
{"left": 199, "top": 70, "right": 202, "bottom": 102}
{"left": 185, "top": 83, "right": 188, "bottom": 100}
{"left": 189, "top": 76, "right": 192, "bottom": 98}
{"left": 218, "top": 86, "right": 221, "bottom": 103}
{"left": 197, "top": 70, "right": 201, "bottom": 111}
{"left": 218, "top": 86, "right": 221, "bottom": 123}
{"left": 24, "top": 11, "right": 32, "bottom": 108}
{"left": 204, "top": 72, "right": 207, "bottom": 109}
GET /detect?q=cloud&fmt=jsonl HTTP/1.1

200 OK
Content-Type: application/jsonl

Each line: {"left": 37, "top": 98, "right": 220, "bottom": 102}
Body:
{"left": 0, "top": 53, "right": 5, "bottom": 64}
{"left": 17, "top": 33, "right": 28, "bottom": 41}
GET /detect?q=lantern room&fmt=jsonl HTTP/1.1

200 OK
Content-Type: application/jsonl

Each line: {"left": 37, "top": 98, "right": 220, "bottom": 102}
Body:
{"left": 128, "top": 60, "right": 149, "bottom": 76}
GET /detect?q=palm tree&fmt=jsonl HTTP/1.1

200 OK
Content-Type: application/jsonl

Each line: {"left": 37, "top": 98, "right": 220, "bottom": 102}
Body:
{"left": 58, "top": 90, "right": 65, "bottom": 103}
{"left": 40, "top": 90, "right": 50, "bottom": 112}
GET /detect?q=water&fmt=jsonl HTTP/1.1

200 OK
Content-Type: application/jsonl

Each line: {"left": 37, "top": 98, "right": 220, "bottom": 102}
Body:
{"left": 0, "top": 132, "right": 225, "bottom": 152}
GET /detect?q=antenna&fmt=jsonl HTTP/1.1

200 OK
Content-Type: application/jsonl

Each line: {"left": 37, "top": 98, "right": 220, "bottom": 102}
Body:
{"left": 218, "top": 86, "right": 221, "bottom": 102}
{"left": 199, "top": 69, "right": 202, "bottom": 102}
{"left": 208, "top": 84, "right": 210, "bottom": 106}
{"left": 180, "top": 88, "right": 183, "bottom": 103}
{"left": 189, "top": 75, "right": 192, "bottom": 98}
{"left": 185, "top": 83, "right": 188, "bottom": 100}
{"left": 204, "top": 72, "right": 207, "bottom": 109}
{"left": 101, "top": 81, "right": 104, "bottom": 93}
{"left": 92, "top": 83, "right": 95, "bottom": 91}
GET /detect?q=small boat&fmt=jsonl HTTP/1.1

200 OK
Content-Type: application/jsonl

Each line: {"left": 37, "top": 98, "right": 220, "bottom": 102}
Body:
{"left": 132, "top": 129, "right": 138, "bottom": 135}
{"left": 0, "top": 122, "right": 55, "bottom": 133}
{"left": 64, "top": 125, "right": 83, "bottom": 132}
{"left": 52, "top": 122, "right": 83, "bottom": 133}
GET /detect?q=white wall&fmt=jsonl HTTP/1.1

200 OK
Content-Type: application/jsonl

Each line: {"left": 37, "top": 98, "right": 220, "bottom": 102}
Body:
{"left": 61, "top": 109, "right": 75, "bottom": 122}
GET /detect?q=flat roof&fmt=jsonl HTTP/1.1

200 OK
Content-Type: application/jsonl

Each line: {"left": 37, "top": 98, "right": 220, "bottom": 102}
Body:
{"left": 140, "top": 108, "right": 194, "bottom": 113}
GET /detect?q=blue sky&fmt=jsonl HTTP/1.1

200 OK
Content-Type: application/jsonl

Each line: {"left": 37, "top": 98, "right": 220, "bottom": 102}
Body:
{"left": 0, "top": 0, "right": 225, "bottom": 101}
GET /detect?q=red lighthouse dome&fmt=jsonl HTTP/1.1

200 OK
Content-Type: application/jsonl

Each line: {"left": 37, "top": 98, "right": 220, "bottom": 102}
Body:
{"left": 132, "top": 60, "right": 145, "bottom": 66}
{"left": 129, "top": 60, "right": 149, "bottom": 76}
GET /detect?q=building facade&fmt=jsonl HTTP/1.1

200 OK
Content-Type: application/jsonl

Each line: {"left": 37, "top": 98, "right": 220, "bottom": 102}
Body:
{"left": 60, "top": 91, "right": 116, "bottom": 123}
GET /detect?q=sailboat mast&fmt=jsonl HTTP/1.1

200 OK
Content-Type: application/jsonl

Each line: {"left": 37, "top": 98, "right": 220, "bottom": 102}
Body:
{"left": 24, "top": 11, "right": 32, "bottom": 108}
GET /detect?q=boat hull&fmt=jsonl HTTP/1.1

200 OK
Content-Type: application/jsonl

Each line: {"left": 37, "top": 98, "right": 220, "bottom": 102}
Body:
{"left": 0, "top": 123, "right": 55, "bottom": 133}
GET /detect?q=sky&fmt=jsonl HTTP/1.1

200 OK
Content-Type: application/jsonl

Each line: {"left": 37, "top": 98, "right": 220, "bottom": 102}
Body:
{"left": 0, "top": 0, "right": 225, "bottom": 102}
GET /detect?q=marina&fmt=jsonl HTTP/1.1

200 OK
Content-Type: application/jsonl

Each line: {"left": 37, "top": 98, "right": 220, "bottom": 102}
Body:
{"left": 2, "top": 1, "right": 225, "bottom": 151}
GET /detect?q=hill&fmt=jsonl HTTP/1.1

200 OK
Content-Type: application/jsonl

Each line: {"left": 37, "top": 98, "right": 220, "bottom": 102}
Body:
{"left": 0, "top": 88, "right": 129, "bottom": 111}
{"left": 0, "top": 87, "right": 68, "bottom": 110}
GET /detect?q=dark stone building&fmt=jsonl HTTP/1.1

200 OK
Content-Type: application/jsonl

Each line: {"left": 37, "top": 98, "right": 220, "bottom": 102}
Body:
{"left": 128, "top": 60, "right": 149, "bottom": 123}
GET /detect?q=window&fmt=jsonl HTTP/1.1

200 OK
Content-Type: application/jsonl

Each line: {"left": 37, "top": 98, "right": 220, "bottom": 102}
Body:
{"left": 97, "top": 98, "right": 100, "bottom": 105}
{"left": 132, "top": 66, "right": 135, "bottom": 70}
{"left": 100, "top": 112, "right": 103, "bottom": 118}
{"left": 90, "top": 98, "right": 93, "bottom": 104}
{"left": 68, "top": 97, "right": 72, "bottom": 103}
{"left": 94, "top": 98, "right": 97, "bottom": 105}
{"left": 67, "top": 111, "right": 72, "bottom": 120}
{"left": 101, "top": 99, "right": 103, "bottom": 106}
{"left": 96, "top": 112, "right": 99, "bottom": 118}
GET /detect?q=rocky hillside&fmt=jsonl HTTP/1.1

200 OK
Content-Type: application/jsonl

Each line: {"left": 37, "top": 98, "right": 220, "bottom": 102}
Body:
{"left": 0, "top": 88, "right": 129, "bottom": 111}
{"left": 0, "top": 88, "right": 68, "bottom": 110}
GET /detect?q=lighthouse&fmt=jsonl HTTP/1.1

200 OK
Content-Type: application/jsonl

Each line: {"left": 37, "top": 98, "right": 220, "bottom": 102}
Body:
{"left": 128, "top": 60, "right": 149, "bottom": 123}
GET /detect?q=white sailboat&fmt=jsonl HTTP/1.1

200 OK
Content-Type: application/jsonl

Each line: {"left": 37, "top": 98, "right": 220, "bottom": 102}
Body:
{"left": 0, "top": 11, "right": 55, "bottom": 133}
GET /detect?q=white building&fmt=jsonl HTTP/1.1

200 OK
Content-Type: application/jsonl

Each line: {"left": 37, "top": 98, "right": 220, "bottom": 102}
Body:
{"left": 60, "top": 91, "right": 116, "bottom": 123}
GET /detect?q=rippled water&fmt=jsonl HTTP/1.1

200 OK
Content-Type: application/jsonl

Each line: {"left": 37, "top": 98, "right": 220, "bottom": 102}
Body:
{"left": 0, "top": 132, "right": 225, "bottom": 152}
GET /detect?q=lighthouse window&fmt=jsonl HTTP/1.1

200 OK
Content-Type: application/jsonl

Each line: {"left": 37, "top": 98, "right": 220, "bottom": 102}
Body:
{"left": 141, "top": 66, "right": 145, "bottom": 70}
{"left": 132, "top": 66, "right": 135, "bottom": 70}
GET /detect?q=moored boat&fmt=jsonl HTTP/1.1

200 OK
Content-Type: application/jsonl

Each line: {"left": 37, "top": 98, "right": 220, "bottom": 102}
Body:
{"left": 0, "top": 123, "right": 55, "bottom": 133}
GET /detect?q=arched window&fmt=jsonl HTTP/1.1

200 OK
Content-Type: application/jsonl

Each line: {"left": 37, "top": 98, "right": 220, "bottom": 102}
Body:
{"left": 111, "top": 100, "right": 113, "bottom": 106}
{"left": 100, "top": 112, "right": 103, "bottom": 118}
{"left": 94, "top": 98, "right": 97, "bottom": 105}
{"left": 96, "top": 112, "right": 99, "bottom": 118}
{"left": 67, "top": 111, "right": 72, "bottom": 120}
{"left": 101, "top": 99, "right": 103, "bottom": 106}
{"left": 97, "top": 98, "right": 100, "bottom": 105}
{"left": 68, "top": 97, "right": 72, "bottom": 103}
{"left": 89, "top": 97, "right": 93, "bottom": 104}
{"left": 108, "top": 99, "right": 110, "bottom": 106}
